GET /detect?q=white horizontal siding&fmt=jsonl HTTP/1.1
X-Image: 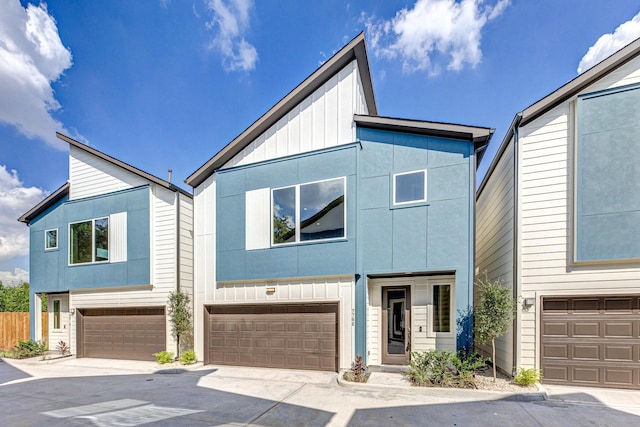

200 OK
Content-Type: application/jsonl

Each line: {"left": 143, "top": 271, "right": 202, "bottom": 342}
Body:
{"left": 193, "top": 175, "right": 216, "bottom": 359}
{"left": 69, "top": 146, "right": 147, "bottom": 199}
{"left": 516, "top": 54, "right": 640, "bottom": 371}
{"left": 179, "top": 193, "right": 194, "bottom": 317}
{"left": 475, "top": 138, "right": 515, "bottom": 375}
{"left": 210, "top": 276, "right": 354, "bottom": 370}
{"left": 224, "top": 60, "right": 365, "bottom": 168}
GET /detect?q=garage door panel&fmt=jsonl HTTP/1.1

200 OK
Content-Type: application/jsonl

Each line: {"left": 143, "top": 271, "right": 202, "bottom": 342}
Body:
{"left": 573, "top": 344, "right": 599, "bottom": 360}
{"left": 605, "top": 345, "right": 633, "bottom": 361}
{"left": 605, "top": 322, "right": 633, "bottom": 337}
{"left": 80, "top": 309, "right": 165, "bottom": 361}
{"left": 542, "top": 296, "right": 640, "bottom": 389}
{"left": 206, "top": 303, "right": 338, "bottom": 371}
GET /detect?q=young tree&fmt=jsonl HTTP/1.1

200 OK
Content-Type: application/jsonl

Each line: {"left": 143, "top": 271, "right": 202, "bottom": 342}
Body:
{"left": 167, "top": 290, "right": 192, "bottom": 356}
{"left": 474, "top": 275, "right": 517, "bottom": 382}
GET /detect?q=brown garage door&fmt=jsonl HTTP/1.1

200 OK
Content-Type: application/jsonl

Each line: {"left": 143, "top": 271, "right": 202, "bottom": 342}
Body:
{"left": 541, "top": 296, "right": 640, "bottom": 389}
{"left": 205, "top": 303, "right": 338, "bottom": 371}
{"left": 77, "top": 307, "right": 166, "bottom": 361}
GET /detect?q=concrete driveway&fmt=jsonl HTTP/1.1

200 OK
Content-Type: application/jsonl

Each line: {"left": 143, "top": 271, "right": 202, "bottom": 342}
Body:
{"left": 1, "top": 357, "right": 639, "bottom": 426}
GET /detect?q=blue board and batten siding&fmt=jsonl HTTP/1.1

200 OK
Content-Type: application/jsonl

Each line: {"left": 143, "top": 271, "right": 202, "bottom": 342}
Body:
{"left": 216, "top": 144, "right": 358, "bottom": 281}
{"left": 28, "top": 185, "right": 151, "bottom": 294}
{"left": 215, "top": 128, "right": 476, "bottom": 353}
{"left": 575, "top": 83, "right": 640, "bottom": 262}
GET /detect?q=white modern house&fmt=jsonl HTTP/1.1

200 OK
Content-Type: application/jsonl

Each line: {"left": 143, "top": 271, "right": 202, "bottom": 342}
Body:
{"left": 21, "top": 133, "right": 193, "bottom": 360}
{"left": 477, "top": 37, "right": 640, "bottom": 389}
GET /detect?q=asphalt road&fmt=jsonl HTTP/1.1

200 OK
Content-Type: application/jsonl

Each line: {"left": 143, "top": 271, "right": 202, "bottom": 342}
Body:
{"left": 1, "top": 357, "right": 639, "bottom": 426}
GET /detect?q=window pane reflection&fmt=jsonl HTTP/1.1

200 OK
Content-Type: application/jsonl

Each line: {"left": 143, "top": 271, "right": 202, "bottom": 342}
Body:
{"left": 300, "top": 178, "right": 345, "bottom": 241}
{"left": 273, "top": 186, "right": 296, "bottom": 244}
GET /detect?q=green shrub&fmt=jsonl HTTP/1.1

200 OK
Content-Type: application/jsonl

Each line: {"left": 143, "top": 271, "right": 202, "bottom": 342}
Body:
{"left": 406, "top": 350, "right": 487, "bottom": 388}
{"left": 153, "top": 351, "right": 174, "bottom": 364}
{"left": 343, "top": 355, "right": 370, "bottom": 383}
{"left": 13, "top": 339, "right": 47, "bottom": 359}
{"left": 513, "top": 368, "right": 541, "bottom": 386}
{"left": 179, "top": 349, "right": 197, "bottom": 365}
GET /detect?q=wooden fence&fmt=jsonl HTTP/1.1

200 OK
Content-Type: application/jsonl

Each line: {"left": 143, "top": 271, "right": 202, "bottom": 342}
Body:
{"left": 0, "top": 312, "right": 48, "bottom": 351}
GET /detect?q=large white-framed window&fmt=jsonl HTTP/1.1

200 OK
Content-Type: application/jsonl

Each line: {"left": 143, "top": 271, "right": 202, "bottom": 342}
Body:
{"left": 432, "top": 283, "right": 452, "bottom": 333}
{"left": 272, "top": 177, "right": 346, "bottom": 245}
{"left": 45, "top": 228, "right": 58, "bottom": 250}
{"left": 393, "top": 170, "right": 427, "bottom": 205}
{"left": 69, "top": 217, "right": 109, "bottom": 265}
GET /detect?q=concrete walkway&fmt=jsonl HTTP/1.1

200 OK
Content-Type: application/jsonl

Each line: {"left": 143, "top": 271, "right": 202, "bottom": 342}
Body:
{"left": 2, "top": 356, "right": 639, "bottom": 426}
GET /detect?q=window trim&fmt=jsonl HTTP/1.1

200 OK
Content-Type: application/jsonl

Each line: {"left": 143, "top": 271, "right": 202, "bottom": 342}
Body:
{"left": 392, "top": 169, "right": 427, "bottom": 206}
{"left": 44, "top": 228, "right": 58, "bottom": 250}
{"left": 68, "top": 217, "right": 110, "bottom": 265}
{"left": 271, "top": 176, "right": 347, "bottom": 247}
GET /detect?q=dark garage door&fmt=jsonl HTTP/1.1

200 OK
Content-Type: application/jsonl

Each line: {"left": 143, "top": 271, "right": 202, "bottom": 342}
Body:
{"left": 205, "top": 303, "right": 338, "bottom": 371}
{"left": 78, "top": 307, "right": 166, "bottom": 361}
{"left": 541, "top": 296, "right": 640, "bottom": 389}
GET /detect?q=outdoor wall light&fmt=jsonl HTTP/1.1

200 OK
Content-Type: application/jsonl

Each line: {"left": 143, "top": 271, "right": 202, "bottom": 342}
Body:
{"left": 523, "top": 298, "right": 535, "bottom": 307}
{"left": 266, "top": 287, "right": 276, "bottom": 294}
{"left": 70, "top": 308, "right": 76, "bottom": 315}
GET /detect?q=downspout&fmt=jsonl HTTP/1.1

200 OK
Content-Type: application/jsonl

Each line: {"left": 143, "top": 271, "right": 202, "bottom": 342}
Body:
{"left": 512, "top": 113, "right": 523, "bottom": 375}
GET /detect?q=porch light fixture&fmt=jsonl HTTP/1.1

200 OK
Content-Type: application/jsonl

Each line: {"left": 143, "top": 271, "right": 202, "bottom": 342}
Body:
{"left": 523, "top": 298, "right": 535, "bottom": 307}
{"left": 70, "top": 308, "right": 75, "bottom": 315}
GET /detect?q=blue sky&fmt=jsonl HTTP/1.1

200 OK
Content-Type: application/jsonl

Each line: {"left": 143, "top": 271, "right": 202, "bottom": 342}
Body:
{"left": 1, "top": 0, "right": 640, "bottom": 284}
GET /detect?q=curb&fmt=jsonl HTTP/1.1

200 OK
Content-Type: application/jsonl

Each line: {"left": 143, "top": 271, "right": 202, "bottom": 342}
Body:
{"left": 336, "top": 370, "right": 547, "bottom": 402}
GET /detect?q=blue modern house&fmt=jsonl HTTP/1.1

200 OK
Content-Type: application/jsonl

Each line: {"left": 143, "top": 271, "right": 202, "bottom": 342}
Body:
{"left": 187, "top": 33, "right": 493, "bottom": 371}
{"left": 19, "top": 134, "right": 193, "bottom": 360}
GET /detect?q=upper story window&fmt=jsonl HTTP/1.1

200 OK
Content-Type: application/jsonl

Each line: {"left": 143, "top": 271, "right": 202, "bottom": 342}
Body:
{"left": 45, "top": 229, "right": 58, "bottom": 250}
{"left": 69, "top": 217, "right": 109, "bottom": 264}
{"left": 272, "top": 177, "right": 346, "bottom": 245}
{"left": 393, "top": 170, "right": 427, "bottom": 205}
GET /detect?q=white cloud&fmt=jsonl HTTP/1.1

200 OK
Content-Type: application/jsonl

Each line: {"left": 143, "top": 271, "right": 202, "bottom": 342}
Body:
{"left": 0, "top": 166, "right": 47, "bottom": 262}
{"left": 0, "top": 268, "right": 29, "bottom": 286}
{"left": 206, "top": 0, "right": 258, "bottom": 71}
{"left": 0, "top": 0, "right": 73, "bottom": 149}
{"left": 363, "top": 0, "right": 509, "bottom": 76}
{"left": 577, "top": 11, "right": 640, "bottom": 74}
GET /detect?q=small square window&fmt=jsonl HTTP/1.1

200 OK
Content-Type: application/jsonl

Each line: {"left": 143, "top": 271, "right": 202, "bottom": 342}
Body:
{"left": 393, "top": 170, "right": 427, "bottom": 205}
{"left": 45, "top": 229, "right": 58, "bottom": 250}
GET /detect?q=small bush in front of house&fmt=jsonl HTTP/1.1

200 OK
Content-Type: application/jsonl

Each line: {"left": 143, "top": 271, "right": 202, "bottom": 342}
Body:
{"left": 153, "top": 351, "right": 174, "bottom": 364}
{"left": 406, "top": 350, "right": 487, "bottom": 388}
{"left": 179, "top": 349, "right": 197, "bottom": 365}
{"left": 513, "top": 368, "right": 541, "bottom": 386}
{"left": 13, "top": 339, "right": 47, "bottom": 359}
{"left": 343, "top": 355, "right": 370, "bottom": 383}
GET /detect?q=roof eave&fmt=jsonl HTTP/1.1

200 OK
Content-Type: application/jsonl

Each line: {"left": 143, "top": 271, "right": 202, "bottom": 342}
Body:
{"left": 18, "top": 182, "right": 70, "bottom": 224}
{"left": 185, "top": 32, "right": 377, "bottom": 188}
{"left": 354, "top": 114, "right": 494, "bottom": 143}
{"left": 521, "top": 36, "right": 640, "bottom": 126}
